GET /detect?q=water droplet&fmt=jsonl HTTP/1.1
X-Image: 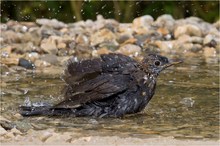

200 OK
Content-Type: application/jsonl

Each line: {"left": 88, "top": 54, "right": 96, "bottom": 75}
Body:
{"left": 180, "top": 97, "right": 195, "bottom": 107}
{"left": 1, "top": 52, "right": 9, "bottom": 58}
{"left": 101, "top": 4, "right": 106, "bottom": 9}
{"left": 24, "top": 89, "right": 29, "bottom": 95}
{"left": 0, "top": 91, "right": 6, "bottom": 95}
{"left": 24, "top": 96, "right": 32, "bottom": 107}
{"left": 22, "top": 26, "right": 28, "bottom": 32}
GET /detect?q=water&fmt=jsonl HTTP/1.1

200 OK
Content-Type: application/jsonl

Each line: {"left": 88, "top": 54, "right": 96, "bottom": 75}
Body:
{"left": 1, "top": 59, "right": 219, "bottom": 140}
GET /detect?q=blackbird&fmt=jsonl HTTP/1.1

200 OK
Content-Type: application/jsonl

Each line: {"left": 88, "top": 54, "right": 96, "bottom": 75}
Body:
{"left": 20, "top": 53, "right": 182, "bottom": 118}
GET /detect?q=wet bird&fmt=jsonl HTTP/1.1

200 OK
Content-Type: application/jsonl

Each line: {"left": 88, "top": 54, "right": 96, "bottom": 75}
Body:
{"left": 20, "top": 53, "right": 182, "bottom": 118}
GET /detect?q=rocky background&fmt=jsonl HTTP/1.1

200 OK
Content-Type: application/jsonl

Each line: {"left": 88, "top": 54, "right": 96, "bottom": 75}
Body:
{"left": 1, "top": 14, "right": 219, "bottom": 75}
{"left": 0, "top": 15, "right": 220, "bottom": 144}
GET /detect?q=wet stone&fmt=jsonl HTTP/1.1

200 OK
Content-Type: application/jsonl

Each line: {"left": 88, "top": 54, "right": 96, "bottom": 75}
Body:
{"left": 40, "top": 131, "right": 53, "bottom": 142}
{"left": 203, "top": 47, "right": 216, "bottom": 57}
{"left": 18, "top": 58, "right": 35, "bottom": 69}
{"left": 26, "top": 52, "right": 40, "bottom": 62}
{"left": 40, "top": 54, "right": 59, "bottom": 65}
{"left": 180, "top": 97, "right": 195, "bottom": 108}
{"left": 0, "top": 120, "right": 15, "bottom": 131}
{"left": 203, "top": 34, "right": 217, "bottom": 48}
{"left": 0, "top": 126, "right": 7, "bottom": 136}
{"left": 1, "top": 57, "right": 19, "bottom": 66}
{"left": 0, "top": 64, "right": 10, "bottom": 74}
{"left": 34, "top": 60, "right": 51, "bottom": 68}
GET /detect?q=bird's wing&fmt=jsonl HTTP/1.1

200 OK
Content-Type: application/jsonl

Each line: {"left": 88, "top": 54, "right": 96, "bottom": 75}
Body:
{"left": 100, "top": 53, "right": 138, "bottom": 74}
{"left": 62, "top": 57, "right": 102, "bottom": 85}
{"left": 55, "top": 74, "right": 132, "bottom": 108}
{"left": 67, "top": 58, "right": 102, "bottom": 75}
{"left": 63, "top": 53, "right": 138, "bottom": 85}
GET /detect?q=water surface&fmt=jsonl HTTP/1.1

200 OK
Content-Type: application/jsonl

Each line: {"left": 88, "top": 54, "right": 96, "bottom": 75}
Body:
{"left": 1, "top": 59, "right": 219, "bottom": 140}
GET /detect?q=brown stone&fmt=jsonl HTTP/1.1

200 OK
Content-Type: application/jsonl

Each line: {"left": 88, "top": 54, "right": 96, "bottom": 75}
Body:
{"left": 90, "top": 29, "right": 117, "bottom": 46}
{"left": 117, "top": 44, "right": 141, "bottom": 56}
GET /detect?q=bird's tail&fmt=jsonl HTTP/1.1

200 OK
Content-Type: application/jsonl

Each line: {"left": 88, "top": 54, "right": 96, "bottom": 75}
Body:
{"left": 20, "top": 105, "right": 76, "bottom": 116}
{"left": 19, "top": 104, "right": 76, "bottom": 117}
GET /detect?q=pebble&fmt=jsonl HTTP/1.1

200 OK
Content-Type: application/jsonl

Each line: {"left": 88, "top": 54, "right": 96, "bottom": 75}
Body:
{"left": 0, "top": 14, "right": 218, "bottom": 75}
{"left": 132, "top": 15, "right": 154, "bottom": 28}
{"left": 45, "top": 132, "right": 72, "bottom": 143}
{"left": 1, "top": 46, "right": 12, "bottom": 57}
{"left": 116, "top": 44, "right": 141, "bottom": 56}
{"left": 10, "top": 66, "right": 28, "bottom": 72}
{"left": 2, "top": 30, "right": 22, "bottom": 43}
{"left": 18, "top": 58, "right": 35, "bottom": 69}
{"left": 13, "top": 113, "right": 23, "bottom": 120}
{"left": 117, "top": 34, "right": 132, "bottom": 44}
{"left": 213, "top": 20, "right": 220, "bottom": 30}
{"left": 92, "top": 47, "right": 112, "bottom": 57}
{"left": 0, "top": 64, "right": 10, "bottom": 74}
{"left": 34, "top": 60, "right": 51, "bottom": 68}
{"left": 203, "top": 34, "right": 217, "bottom": 47}
{"left": 179, "top": 97, "right": 195, "bottom": 107}
{"left": 0, "top": 126, "right": 7, "bottom": 136}
{"left": 57, "top": 56, "right": 70, "bottom": 66}
{"left": 40, "top": 131, "right": 53, "bottom": 142}
{"left": 40, "top": 54, "right": 59, "bottom": 65}
{"left": 90, "top": 28, "right": 117, "bottom": 46}
{"left": 10, "top": 128, "right": 22, "bottom": 135}
{"left": 122, "top": 38, "right": 137, "bottom": 45}
{"left": 177, "top": 35, "right": 203, "bottom": 44}
{"left": 40, "top": 36, "right": 59, "bottom": 54}
{"left": 36, "top": 18, "right": 67, "bottom": 29}
{"left": 174, "top": 24, "right": 202, "bottom": 38}
{"left": 155, "top": 14, "right": 175, "bottom": 32}
{"left": 26, "top": 52, "right": 40, "bottom": 62}
{"left": 157, "top": 27, "right": 169, "bottom": 36}
{"left": 203, "top": 47, "right": 216, "bottom": 57}
{"left": 76, "top": 34, "right": 90, "bottom": 45}
{"left": 154, "top": 40, "right": 174, "bottom": 52}
{"left": 1, "top": 57, "right": 19, "bottom": 66}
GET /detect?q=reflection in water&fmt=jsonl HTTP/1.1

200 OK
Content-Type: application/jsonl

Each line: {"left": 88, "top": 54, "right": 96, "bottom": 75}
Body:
{"left": 1, "top": 61, "right": 219, "bottom": 140}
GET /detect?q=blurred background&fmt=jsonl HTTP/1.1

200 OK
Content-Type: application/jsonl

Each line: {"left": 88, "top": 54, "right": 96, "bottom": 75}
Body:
{"left": 1, "top": 1, "right": 219, "bottom": 23}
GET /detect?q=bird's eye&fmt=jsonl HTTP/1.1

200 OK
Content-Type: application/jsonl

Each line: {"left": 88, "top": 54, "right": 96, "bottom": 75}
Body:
{"left": 154, "top": 61, "right": 161, "bottom": 66}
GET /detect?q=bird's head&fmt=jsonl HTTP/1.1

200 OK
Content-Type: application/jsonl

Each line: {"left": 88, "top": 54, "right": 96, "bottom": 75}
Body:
{"left": 141, "top": 54, "right": 182, "bottom": 76}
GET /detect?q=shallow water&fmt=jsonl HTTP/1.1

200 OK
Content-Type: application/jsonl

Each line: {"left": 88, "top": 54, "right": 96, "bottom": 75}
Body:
{"left": 1, "top": 59, "right": 219, "bottom": 140}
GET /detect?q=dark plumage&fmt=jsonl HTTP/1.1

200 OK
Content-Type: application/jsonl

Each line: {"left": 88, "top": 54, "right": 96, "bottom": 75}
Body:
{"left": 20, "top": 53, "right": 182, "bottom": 118}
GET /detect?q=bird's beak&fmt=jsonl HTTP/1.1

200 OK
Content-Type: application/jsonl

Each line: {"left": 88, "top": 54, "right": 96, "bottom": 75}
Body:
{"left": 163, "top": 59, "right": 183, "bottom": 69}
